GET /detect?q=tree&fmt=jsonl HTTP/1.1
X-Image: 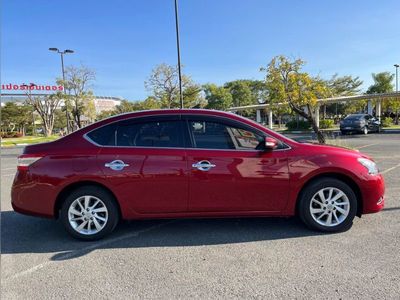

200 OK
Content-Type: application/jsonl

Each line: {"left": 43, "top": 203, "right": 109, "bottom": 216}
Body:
{"left": 24, "top": 92, "right": 64, "bottom": 137}
{"left": 327, "top": 74, "right": 363, "bottom": 96}
{"left": 367, "top": 72, "right": 394, "bottom": 94}
{"left": 145, "top": 63, "right": 201, "bottom": 108}
{"left": 63, "top": 65, "right": 96, "bottom": 129}
{"left": 262, "top": 55, "right": 329, "bottom": 143}
{"left": 224, "top": 80, "right": 254, "bottom": 107}
{"left": 203, "top": 84, "right": 233, "bottom": 110}
{"left": 325, "top": 74, "right": 364, "bottom": 118}
{"left": 1, "top": 102, "right": 33, "bottom": 135}
{"left": 366, "top": 72, "right": 400, "bottom": 124}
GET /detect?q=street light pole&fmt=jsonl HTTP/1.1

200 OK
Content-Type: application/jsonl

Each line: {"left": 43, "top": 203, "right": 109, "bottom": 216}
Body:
{"left": 49, "top": 48, "right": 74, "bottom": 133}
{"left": 174, "top": 0, "right": 184, "bottom": 109}
{"left": 394, "top": 64, "right": 399, "bottom": 92}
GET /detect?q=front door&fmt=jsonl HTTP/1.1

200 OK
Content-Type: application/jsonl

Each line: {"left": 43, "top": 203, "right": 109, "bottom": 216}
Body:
{"left": 94, "top": 116, "right": 188, "bottom": 214}
{"left": 185, "top": 116, "right": 290, "bottom": 212}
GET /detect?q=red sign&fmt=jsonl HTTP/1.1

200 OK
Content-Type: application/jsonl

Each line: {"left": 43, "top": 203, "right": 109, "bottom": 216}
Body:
{"left": 1, "top": 83, "right": 64, "bottom": 92}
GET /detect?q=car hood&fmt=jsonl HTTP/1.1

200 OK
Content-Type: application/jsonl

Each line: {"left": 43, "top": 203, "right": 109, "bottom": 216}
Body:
{"left": 299, "top": 142, "right": 372, "bottom": 160}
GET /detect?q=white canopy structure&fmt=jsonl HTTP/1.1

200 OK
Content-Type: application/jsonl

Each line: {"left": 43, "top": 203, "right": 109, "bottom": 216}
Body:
{"left": 228, "top": 92, "right": 400, "bottom": 129}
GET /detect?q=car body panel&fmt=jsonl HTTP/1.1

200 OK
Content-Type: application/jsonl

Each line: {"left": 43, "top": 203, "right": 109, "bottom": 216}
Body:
{"left": 11, "top": 109, "right": 385, "bottom": 221}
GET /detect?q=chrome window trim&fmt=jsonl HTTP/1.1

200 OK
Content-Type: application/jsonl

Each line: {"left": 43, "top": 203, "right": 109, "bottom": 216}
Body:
{"left": 84, "top": 133, "right": 292, "bottom": 152}
{"left": 83, "top": 113, "right": 292, "bottom": 152}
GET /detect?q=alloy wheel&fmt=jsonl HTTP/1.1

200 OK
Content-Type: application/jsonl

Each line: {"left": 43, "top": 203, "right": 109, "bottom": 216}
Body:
{"left": 68, "top": 195, "right": 109, "bottom": 235}
{"left": 309, "top": 187, "right": 350, "bottom": 227}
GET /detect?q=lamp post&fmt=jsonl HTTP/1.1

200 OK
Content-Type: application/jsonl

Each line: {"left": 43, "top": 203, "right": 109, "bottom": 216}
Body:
{"left": 174, "top": 0, "right": 183, "bottom": 109}
{"left": 394, "top": 64, "right": 399, "bottom": 92}
{"left": 22, "top": 83, "right": 37, "bottom": 136}
{"left": 49, "top": 48, "right": 74, "bottom": 133}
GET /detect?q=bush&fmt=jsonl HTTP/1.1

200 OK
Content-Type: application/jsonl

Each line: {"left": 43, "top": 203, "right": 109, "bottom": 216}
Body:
{"left": 286, "top": 120, "right": 311, "bottom": 131}
{"left": 319, "top": 119, "right": 335, "bottom": 129}
{"left": 381, "top": 117, "right": 393, "bottom": 127}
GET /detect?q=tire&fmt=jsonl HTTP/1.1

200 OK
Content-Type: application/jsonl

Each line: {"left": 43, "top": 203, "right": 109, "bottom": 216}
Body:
{"left": 298, "top": 178, "right": 357, "bottom": 232}
{"left": 363, "top": 126, "right": 368, "bottom": 135}
{"left": 60, "top": 186, "right": 119, "bottom": 240}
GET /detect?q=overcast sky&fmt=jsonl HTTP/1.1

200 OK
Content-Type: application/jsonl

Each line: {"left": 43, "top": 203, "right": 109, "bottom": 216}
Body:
{"left": 2, "top": 0, "right": 399, "bottom": 100}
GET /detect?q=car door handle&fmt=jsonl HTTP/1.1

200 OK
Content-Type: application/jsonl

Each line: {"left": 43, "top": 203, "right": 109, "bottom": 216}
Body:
{"left": 105, "top": 160, "right": 129, "bottom": 171}
{"left": 192, "top": 160, "right": 216, "bottom": 171}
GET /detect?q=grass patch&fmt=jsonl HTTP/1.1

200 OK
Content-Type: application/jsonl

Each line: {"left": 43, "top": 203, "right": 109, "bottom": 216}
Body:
{"left": 1, "top": 135, "right": 59, "bottom": 147}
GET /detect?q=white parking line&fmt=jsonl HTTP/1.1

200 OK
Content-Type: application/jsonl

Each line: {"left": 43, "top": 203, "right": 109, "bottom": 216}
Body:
{"left": 356, "top": 143, "right": 378, "bottom": 149}
{"left": 4, "top": 220, "right": 176, "bottom": 282}
{"left": 1, "top": 167, "right": 16, "bottom": 171}
{"left": 2, "top": 173, "right": 15, "bottom": 177}
{"left": 381, "top": 163, "right": 400, "bottom": 175}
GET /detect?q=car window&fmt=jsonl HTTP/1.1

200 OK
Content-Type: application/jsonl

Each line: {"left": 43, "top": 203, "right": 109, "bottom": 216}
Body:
{"left": 188, "top": 120, "right": 263, "bottom": 150}
{"left": 116, "top": 120, "right": 183, "bottom": 148}
{"left": 86, "top": 123, "right": 116, "bottom": 146}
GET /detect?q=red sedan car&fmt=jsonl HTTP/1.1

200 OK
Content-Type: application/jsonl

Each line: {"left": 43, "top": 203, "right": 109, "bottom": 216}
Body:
{"left": 12, "top": 109, "right": 384, "bottom": 240}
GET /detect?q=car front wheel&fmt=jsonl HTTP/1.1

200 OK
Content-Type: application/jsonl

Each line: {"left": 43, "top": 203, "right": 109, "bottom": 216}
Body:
{"left": 299, "top": 178, "right": 357, "bottom": 232}
{"left": 60, "top": 186, "right": 119, "bottom": 240}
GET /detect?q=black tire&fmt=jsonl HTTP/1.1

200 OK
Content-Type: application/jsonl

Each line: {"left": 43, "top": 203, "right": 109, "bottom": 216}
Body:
{"left": 298, "top": 178, "right": 357, "bottom": 232}
{"left": 60, "top": 186, "right": 119, "bottom": 241}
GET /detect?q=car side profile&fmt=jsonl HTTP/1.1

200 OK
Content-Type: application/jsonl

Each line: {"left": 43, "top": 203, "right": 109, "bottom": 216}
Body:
{"left": 12, "top": 109, "right": 385, "bottom": 240}
{"left": 340, "top": 113, "right": 381, "bottom": 135}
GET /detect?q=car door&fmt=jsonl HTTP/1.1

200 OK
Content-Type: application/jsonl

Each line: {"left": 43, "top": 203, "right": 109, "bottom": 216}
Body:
{"left": 88, "top": 115, "right": 189, "bottom": 214}
{"left": 184, "top": 115, "right": 290, "bottom": 213}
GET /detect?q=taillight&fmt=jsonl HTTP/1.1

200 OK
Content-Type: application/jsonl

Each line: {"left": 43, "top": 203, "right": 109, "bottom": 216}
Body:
{"left": 17, "top": 155, "right": 44, "bottom": 171}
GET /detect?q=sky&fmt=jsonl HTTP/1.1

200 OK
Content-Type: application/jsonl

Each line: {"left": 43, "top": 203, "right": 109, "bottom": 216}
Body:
{"left": 1, "top": 0, "right": 399, "bottom": 100}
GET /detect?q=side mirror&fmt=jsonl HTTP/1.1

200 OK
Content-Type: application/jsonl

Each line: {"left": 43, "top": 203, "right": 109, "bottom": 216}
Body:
{"left": 264, "top": 137, "right": 278, "bottom": 150}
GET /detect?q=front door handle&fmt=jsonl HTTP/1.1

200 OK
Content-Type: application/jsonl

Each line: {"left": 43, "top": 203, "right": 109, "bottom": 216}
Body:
{"left": 192, "top": 160, "right": 216, "bottom": 171}
{"left": 105, "top": 160, "right": 129, "bottom": 171}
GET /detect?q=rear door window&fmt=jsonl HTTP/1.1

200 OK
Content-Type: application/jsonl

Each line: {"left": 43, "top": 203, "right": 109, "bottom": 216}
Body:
{"left": 116, "top": 120, "right": 184, "bottom": 148}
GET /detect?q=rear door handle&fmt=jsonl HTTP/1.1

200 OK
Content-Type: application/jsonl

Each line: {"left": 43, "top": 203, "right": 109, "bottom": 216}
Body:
{"left": 192, "top": 160, "right": 216, "bottom": 171}
{"left": 105, "top": 160, "right": 129, "bottom": 171}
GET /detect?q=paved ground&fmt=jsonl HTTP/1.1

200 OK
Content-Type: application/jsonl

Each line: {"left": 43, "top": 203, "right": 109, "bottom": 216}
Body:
{"left": 1, "top": 133, "right": 400, "bottom": 299}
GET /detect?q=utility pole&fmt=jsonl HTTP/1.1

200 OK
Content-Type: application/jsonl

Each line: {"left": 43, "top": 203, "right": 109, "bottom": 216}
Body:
{"left": 49, "top": 48, "right": 74, "bottom": 133}
{"left": 174, "top": 0, "right": 184, "bottom": 109}
{"left": 394, "top": 64, "right": 399, "bottom": 92}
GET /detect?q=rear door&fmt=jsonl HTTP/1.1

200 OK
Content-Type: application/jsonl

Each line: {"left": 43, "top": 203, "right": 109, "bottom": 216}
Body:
{"left": 88, "top": 115, "right": 189, "bottom": 214}
{"left": 184, "top": 115, "right": 290, "bottom": 213}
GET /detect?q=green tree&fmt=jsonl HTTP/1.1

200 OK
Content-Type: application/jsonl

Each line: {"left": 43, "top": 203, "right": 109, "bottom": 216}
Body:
{"left": 325, "top": 74, "right": 364, "bottom": 118}
{"left": 262, "top": 55, "right": 329, "bottom": 143}
{"left": 203, "top": 84, "right": 233, "bottom": 110}
{"left": 224, "top": 80, "right": 254, "bottom": 107}
{"left": 367, "top": 72, "right": 394, "bottom": 94}
{"left": 53, "top": 109, "right": 67, "bottom": 131}
{"left": 366, "top": 72, "right": 400, "bottom": 124}
{"left": 1, "top": 102, "right": 33, "bottom": 135}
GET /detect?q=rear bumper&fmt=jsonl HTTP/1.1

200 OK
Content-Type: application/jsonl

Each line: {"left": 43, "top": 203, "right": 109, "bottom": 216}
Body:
{"left": 11, "top": 170, "right": 56, "bottom": 218}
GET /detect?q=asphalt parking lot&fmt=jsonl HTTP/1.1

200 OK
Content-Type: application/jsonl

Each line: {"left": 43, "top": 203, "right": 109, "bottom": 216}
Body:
{"left": 1, "top": 133, "right": 400, "bottom": 299}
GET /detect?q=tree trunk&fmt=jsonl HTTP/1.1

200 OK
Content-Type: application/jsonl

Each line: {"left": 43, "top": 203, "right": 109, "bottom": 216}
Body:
{"left": 396, "top": 110, "right": 399, "bottom": 125}
{"left": 310, "top": 119, "right": 325, "bottom": 144}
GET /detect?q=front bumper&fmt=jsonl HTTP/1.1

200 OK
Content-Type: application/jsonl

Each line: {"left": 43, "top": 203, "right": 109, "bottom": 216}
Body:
{"left": 360, "top": 174, "right": 385, "bottom": 214}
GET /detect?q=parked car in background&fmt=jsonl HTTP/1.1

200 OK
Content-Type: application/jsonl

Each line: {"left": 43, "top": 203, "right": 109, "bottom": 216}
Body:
{"left": 12, "top": 109, "right": 385, "bottom": 240}
{"left": 340, "top": 114, "right": 381, "bottom": 135}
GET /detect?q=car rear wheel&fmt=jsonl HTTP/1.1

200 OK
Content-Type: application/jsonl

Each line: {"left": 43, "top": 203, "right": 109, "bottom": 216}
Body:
{"left": 363, "top": 126, "right": 368, "bottom": 135}
{"left": 298, "top": 178, "right": 357, "bottom": 232}
{"left": 60, "top": 186, "right": 119, "bottom": 240}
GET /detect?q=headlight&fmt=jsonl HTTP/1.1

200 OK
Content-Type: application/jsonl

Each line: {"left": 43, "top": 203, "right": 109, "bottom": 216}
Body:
{"left": 357, "top": 157, "right": 379, "bottom": 175}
